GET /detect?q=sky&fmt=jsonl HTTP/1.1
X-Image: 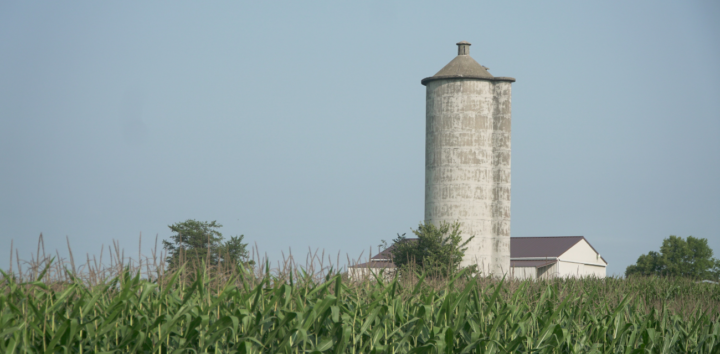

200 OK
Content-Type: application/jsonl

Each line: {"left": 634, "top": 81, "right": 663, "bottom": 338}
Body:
{"left": 1, "top": 1, "right": 718, "bottom": 277}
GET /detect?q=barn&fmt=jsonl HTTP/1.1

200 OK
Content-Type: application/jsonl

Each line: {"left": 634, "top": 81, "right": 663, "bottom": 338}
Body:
{"left": 509, "top": 236, "right": 607, "bottom": 279}
{"left": 348, "top": 236, "right": 607, "bottom": 280}
{"left": 347, "top": 246, "right": 399, "bottom": 281}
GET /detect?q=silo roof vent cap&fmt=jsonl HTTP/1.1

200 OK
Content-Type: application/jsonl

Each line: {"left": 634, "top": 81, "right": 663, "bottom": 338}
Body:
{"left": 457, "top": 41, "right": 471, "bottom": 55}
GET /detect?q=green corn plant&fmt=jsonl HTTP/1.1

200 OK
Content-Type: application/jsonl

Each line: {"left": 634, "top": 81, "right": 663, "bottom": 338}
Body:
{"left": 2, "top": 254, "right": 720, "bottom": 353}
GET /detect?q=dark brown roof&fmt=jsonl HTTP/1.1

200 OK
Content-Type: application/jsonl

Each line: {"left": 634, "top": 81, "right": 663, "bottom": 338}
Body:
{"left": 511, "top": 236, "right": 607, "bottom": 264}
{"left": 348, "top": 261, "right": 396, "bottom": 269}
{"left": 370, "top": 248, "right": 393, "bottom": 261}
{"left": 511, "top": 236, "right": 585, "bottom": 258}
{"left": 510, "top": 260, "right": 557, "bottom": 268}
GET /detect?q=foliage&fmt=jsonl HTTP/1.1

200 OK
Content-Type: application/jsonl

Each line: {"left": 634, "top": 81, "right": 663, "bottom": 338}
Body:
{"left": 162, "top": 219, "right": 250, "bottom": 270}
{"left": 626, "top": 235, "right": 720, "bottom": 280}
{"left": 391, "top": 221, "right": 475, "bottom": 278}
{"left": 2, "top": 264, "right": 720, "bottom": 353}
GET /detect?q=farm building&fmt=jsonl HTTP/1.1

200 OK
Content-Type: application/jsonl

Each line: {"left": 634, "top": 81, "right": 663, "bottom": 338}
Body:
{"left": 421, "top": 41, "right": 514, "bottom": 276}
{"left": 348, "top": 236, "right": 607, "bottom": 280}
{"left": 347, "top": 244, "right": 403, "bottom": 281}
{"left": 509, "top": 236, "right": 607, "bottom": 279}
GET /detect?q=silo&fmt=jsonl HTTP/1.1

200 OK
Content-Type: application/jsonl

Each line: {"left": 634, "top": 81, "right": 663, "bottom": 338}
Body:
{"left": 421, "top": 41, "right": 514, "bottom": 276}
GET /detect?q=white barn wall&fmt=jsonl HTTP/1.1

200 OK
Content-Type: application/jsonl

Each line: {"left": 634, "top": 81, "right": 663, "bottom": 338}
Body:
{"left": 348, "top": 267, "right": 395, "bottom": 281}
{"left": 557, "top": 261, "right": 606, "bottom": 278}
{"left": 559, "top": 240, "right": 605, "bottom": 265}
{"left": 558, "top": 261, "right": 585, "bottom": 278}
{"left": 510, "top": 267, "right": 536, "bottom": 280}
{"left": 585, "top": 264, "right": 606, "bottom": 278}
{"left": 537, "top": 263, "right": 557, "bottom": 279}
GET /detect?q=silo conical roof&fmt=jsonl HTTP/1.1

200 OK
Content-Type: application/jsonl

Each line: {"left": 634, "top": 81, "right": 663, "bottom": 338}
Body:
{"left": 421, "top": 41, "right": 514, "bottom": 85}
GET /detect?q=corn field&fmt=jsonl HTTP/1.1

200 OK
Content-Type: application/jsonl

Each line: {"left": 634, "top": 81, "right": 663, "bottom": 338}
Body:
{"left": 2, "top": 238, "right": 720, "bottom": 353}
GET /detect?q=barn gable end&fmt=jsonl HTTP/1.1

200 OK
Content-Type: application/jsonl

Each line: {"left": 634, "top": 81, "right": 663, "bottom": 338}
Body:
{"left": 559, "top": 239, "right": 607, "bottom": 266}
{"left": 510, "top": 236, "right": 607, "bottom": 280}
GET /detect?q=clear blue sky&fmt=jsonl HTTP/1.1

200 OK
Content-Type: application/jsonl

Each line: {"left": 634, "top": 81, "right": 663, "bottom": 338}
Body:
{"left": 1, "top": 1, "right": 718, "bottom": 276}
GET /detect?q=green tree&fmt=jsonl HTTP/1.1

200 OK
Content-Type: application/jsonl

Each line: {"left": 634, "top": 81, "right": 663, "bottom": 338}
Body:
{"left": 391, "top": 221, "right": 475, "bottom": 278}
{"left": 162, "top": 219, "right": 250, "bottom": 270}
{"left": 626, "top": 235, "right": 720, "bottom": 280}
{"left": 624, "top": 251, "right": 663, "bottom": 277}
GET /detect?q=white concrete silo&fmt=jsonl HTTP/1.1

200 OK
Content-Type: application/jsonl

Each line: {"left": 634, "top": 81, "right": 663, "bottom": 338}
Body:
{"left": 422, "top": 41, "right": 514, "bottom": 276}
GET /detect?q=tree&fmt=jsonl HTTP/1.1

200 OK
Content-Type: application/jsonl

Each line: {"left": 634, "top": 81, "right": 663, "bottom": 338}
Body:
{"left": 162, "top": 219, "right": 250, "bottom": 270}
{"left": 391, "top": 221, "right": 475, "bottom": 278}
{"left": 624, "top": 251, "right": 663, "bottom": 277}
{"left": 626, "top": 235, "right": 720, "bottom": 280}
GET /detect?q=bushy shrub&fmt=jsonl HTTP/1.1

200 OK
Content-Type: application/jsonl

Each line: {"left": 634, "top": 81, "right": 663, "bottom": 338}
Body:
{"left": 391, "top": 221, "right": 475, "bottom": 278}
